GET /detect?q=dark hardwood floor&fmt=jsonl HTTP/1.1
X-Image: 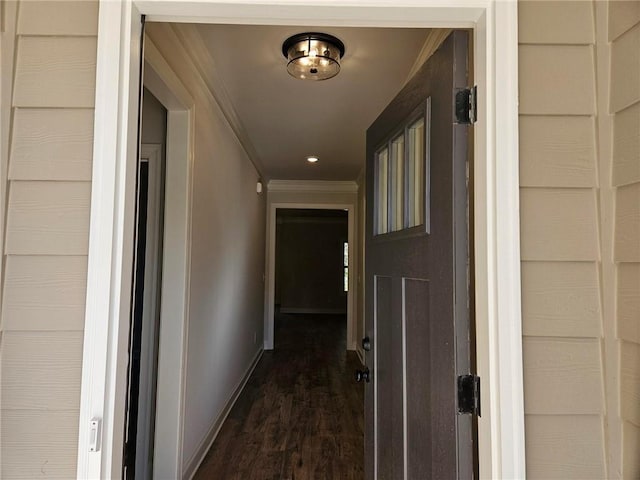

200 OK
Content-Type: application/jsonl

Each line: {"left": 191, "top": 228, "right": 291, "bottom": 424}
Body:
{"left": 193, "top": 313, "right": 364, "bottom": 480}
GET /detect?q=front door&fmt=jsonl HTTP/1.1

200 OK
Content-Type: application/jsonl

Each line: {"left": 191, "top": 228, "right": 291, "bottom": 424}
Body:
{"left": 363, "top": 30, "right": 475, "bottom": 479}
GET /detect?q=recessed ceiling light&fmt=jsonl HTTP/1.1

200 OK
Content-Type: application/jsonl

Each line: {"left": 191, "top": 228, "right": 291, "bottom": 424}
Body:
{"left": 307, "top": 156, "right": 319, "bottom": 163}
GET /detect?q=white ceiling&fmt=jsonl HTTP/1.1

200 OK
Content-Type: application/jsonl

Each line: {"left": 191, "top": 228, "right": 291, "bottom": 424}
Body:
{"left": 195, "top": 24, "right": 431, "bottom": 181}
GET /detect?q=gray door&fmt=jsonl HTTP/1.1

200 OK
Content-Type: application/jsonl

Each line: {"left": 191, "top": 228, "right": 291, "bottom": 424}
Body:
{"left": 363, "top": 30, "right": 475, "bottom": 479}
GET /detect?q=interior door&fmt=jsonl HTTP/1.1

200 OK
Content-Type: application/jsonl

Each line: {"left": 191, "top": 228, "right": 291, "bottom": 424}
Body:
{"left": 363, "top": 30, "right": 475, "bottom": 479}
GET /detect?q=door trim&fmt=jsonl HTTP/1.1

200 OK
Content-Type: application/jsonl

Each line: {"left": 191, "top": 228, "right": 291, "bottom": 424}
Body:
{"left": 78, "top": 1, "right": 524, "bottom": 479}
{"left": 142, "top": 38, "right": 195, "bottom": 480}
{"left": 76, "top": 17, "right": 195, "bottom": 478}
{"left": 265, "top": 202, "right": 357, "bottom": 351}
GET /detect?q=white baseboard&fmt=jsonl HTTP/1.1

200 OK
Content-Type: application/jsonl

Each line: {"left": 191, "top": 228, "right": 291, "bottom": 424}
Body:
{"left": 183, "top": 348, "right": 264, "bottom": 479}
{"left": 356, "top": 345, "right": 365, "bottom": 365}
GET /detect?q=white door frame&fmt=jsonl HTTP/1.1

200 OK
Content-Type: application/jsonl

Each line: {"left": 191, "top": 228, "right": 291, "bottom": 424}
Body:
{"left": 78, "top": 1, "right": 524, "bottom": 479}
{"left": 142, "top": 39, "right": 196, "bottom": 479}
{"left": 266, "top": 202, "right": 357, "bottom": 351}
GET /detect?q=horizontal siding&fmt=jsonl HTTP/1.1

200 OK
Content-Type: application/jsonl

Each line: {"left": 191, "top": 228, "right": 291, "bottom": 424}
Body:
{"left": 17, "top": 0, "right": 98, "bottom": 36}
{"left": 614, "top": 182, "right": 640, "bottom": 262}
{"left": 5, "top": 181, "right": 91, "bottom": 255}
{"left": 519, "top": 2, "right": 608, "bottom": 477}
{"left": 521, "top": 261, "right": 601, "bottom": 337}
{"left": 617, "top": 263, "right": 640, "bottom": 345}
{"left": 12, "top": 36, "right": 97, "bottom": 108}
{"left": 1, "top": 410, "right": 79, "bottom": 479}
{"left": 519, "top": 0, "right": 595, "bottom": 45}
{"left": 9, "top": 108, "right": 94, "bottom": 181}
{"left": 1, "top": 331, "right": 83, "bottom": 410}
{"left": 519, "top": 115, "right": 596, "bottom": 188}
{"left": 613, "top": 102, "right": 640, "bottom": 186}
{"left": 520, "top": 188, "right": 599, "bottom": 261}
{"left": 609, "top": 2, "right": 640, "bottom": 475}
{"left": 610, "top": 23, "right": 640, "bottom": 113}
{"left": 1, "top": 2, "right": 99, "bottom": 475}
{"left": 525, "top": 414, "right": 606, "bottom": 479}
{"left": 523, "top": 337, "right": 604, "bottom": 414}
{"left": 623, "top": 422, "right": 640, "bottom": 480}
{"left": 621, "top": 341, "right": 640, "bottom": 427}
{"left": 611, "top": 5, "right": 640, "bottom": 477}
{"left": 609, "top": 0, "right": 640, "bottom": 41}
{"left": 519, "top": 45, "right": 596, "bottom": 115}
{"left": 520, "top": 116, "right": 596, "bottom": 187}
{"left": 1, "top": 255, "right": 87, "bottom": 331}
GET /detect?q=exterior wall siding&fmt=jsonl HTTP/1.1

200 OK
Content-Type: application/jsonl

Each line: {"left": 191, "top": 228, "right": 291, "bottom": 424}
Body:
{"left": 519, "top": 1, "right": 604, "bottom": 478}
{"left": 0, "top": 0, "right": 637, "bottom": 477}
{"left": 610, "top": 2, "right": 640, "bottom": 479}
{"left": 0, "top": 1, "right": 98, "bottom": 478}
{"left": 520, "top": 0, "right": 639, "bottom": 478}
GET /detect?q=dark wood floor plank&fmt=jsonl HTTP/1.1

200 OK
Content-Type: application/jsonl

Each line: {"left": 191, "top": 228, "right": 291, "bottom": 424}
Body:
{"left": 193, "top": 313, "right": 364, "bottom": 479}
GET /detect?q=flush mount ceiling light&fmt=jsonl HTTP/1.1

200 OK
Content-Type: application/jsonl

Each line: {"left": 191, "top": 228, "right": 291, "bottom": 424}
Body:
{"left": 282, "top": 32, "right": 345, "bottom": 81}
{"left": 306, "top": 156, "right": 319, "bottom": 163}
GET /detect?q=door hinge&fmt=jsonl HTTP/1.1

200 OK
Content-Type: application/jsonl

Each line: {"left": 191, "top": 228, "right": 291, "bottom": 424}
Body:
{"left": 457, "top": 374, "right": 481, "bottom": 416}
{"left": 455, "top": 86, "right": 477, "bottom": 125}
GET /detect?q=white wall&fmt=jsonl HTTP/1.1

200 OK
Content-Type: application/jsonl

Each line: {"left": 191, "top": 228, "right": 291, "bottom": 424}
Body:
{"left": 144, "top": 23, "right": 266, "bottom": 476}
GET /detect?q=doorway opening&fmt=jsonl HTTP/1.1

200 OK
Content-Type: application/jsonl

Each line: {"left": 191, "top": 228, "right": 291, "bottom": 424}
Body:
{"left": 144, "top": 25, "right": 476, "bottom": 480}
{"left": 77, "top": 3, "right": 524, "bottom": 479}
{"left": 274, "top": 208, "right": 349, "bottom": 321}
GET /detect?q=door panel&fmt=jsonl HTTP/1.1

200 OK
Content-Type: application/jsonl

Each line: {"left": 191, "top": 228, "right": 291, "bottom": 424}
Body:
{"left": 364, "top": 30, "right": 474, "bottom": 479}
{"left": 404, "top": 277, "right": 431, "bottom": 480}
{"left": 373, "top": 275, "right": 394, "bottom": 479}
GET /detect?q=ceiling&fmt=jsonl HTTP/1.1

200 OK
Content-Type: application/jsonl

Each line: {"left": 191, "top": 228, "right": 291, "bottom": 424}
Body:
{"left": 195, "top": 24, "right": 431, "bottom": 181}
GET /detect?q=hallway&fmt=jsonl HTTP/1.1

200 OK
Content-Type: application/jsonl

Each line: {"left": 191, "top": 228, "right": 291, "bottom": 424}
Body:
{"left": 193, "top": 313, "right": 364, "bottom": 479}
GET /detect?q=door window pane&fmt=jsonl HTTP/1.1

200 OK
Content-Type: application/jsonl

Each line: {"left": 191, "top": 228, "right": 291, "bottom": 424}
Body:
{"left": 407, "top": 117, "right": 425, "bottom": 228}
{"left": 375, "top": 147, "right": 389, "bottom": 235}
{"left": 373, "top": 100, "right": 429, "bottom": 237}
{"left": 390, "top": 134, "right": 405, "bottom": 232}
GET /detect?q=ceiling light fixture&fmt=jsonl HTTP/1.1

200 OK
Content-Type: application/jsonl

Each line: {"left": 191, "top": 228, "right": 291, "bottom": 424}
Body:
{"left": 282, "top": 32, "right": 345, "bottom": 81}
{"left": 306, "top": 156, "right": 319, "bottom": 163}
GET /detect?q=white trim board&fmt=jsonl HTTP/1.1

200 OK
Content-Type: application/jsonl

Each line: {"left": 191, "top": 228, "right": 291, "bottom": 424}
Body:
{"left": 265, "top": 201, "right": 357, "bottom": 351}
{"left": 77, "top": 11, "right": 196, "bottom": 477}
{"left": 143, "top": 36, "right": 196, "bottom": 480}
{"left": 79, "top": 1, "right": 525, "bottom": 479}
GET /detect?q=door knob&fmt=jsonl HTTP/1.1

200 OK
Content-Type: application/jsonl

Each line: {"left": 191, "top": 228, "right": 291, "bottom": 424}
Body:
{"left": 355, "top": 368, "right": 371, "bottom": 383}
{"left": 362, "top": 336, "right": 371, "bottom": 351}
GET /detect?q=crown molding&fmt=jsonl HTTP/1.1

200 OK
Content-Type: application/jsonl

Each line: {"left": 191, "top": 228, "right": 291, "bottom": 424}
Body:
{"left": 267, "top": 179, "right": 359, "bottom": 193}
{"left": 405, "top": 28, "right": 452, "bottom": 86}
{"left": 168, "top": 23, "right": 267, "bottom": 179}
